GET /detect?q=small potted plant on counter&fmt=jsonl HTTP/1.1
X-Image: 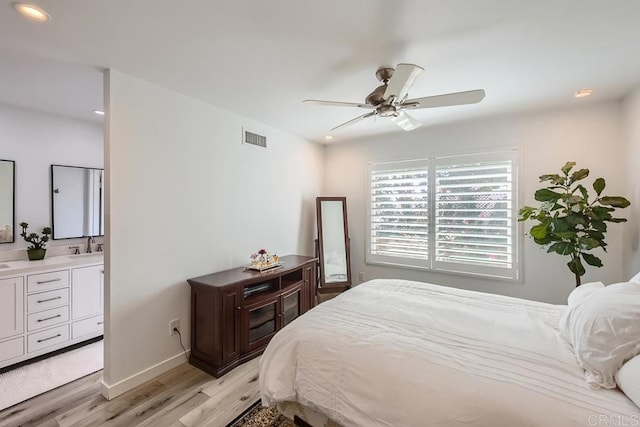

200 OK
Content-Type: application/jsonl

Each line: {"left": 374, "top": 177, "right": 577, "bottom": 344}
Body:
{"left": 19, "top": 222, "right": 52, "bottom": 261}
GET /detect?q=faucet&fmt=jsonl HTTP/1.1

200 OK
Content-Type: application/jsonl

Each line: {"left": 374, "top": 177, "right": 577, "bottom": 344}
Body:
{"left": 87, "top": 236, "right": 95, "bottom": 253}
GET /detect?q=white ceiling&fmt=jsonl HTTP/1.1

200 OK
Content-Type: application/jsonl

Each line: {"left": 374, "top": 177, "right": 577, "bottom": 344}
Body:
{"left": 1, "top": 0, "right": 640, "bottom": 142}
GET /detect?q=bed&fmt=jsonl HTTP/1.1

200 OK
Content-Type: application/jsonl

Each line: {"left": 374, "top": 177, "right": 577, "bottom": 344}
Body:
{"left": 259, "top": 279, "right": 640, "bottom": 426}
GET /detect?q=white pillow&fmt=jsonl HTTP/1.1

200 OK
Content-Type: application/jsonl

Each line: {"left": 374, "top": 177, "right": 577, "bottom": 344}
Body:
{"left": 616, "top": 355, "right": 640, "bottom": 409}
{"left": 562, "top": 281, "right": 640, "bottom": 389}
{"left": 567, "top": 281, "right": 604, "bottom": 307}
{"left": 630, "top": 272, "right": 640, "bottom": 284}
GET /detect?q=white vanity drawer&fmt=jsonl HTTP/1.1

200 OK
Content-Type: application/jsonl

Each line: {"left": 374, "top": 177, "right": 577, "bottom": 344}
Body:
{"left": 27, "top": 270, "right": 69, "bottom": 293}
{"left": 0, "top": 337, "right": 24, "bottom": 363}
{"left": 27, "top": 324, "right": 69, "bottom": 353}
{"left": 27, "top": 288, "right": 69, "bottom": 313}
{"left": 27, "top": 306, "right": 69, "bottom": 332}
{"left": 72, "top": 315, "right": 103, "bottom": 339}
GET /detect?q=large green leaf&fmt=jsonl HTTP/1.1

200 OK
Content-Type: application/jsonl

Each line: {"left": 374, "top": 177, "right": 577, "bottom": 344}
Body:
{"left": 561, "top": 161, "right": 576, "bottom": 175}
{"left": 518, "top": 206, "right": 535, "bottom": 221}
{"left": 593, "top": 177, "right": 605, "bottom": 196}
{"left": 552, "top": 217, "right": 570, "bottom": 232}
{"left": 582, "top": 253, "right": 603, "bottom": 267}
{"left": 578, "top": 237, "right": 601, "bottom": 250}
{"left": 535, "top": 189, "right": 563, "bottom": 202}
{"left": 567, "top": 257, "right": 586, "bottom": 276}
{"left": 591, "top": 206, "right": 614, "bottom": 220}
{"left": 539, "top": 174, "right": 565, "bottom": 185}
{"left": 591, "top": 220, "right": 606, "bottom": 231}
{"left": 530, "top": 224, "right": 549, "bottom": 239}
{"left": 577, "top": 185, "right": 589, "bottom": 204}
{"left": 548, "top": 241, "right": 575, "bottom": 255}
{"left": 553, "top": 231, "right": 576, "bottom": 239}
{"left": 534, "top": 235, "right": 553, "bottom": 245}
{"left": 607, "top": 218, "right": 628, "bottom": 223}
{"left": 570, "top": 168, "right": 590, "bottom": 182}
{"left": 566, "top": 215, "right": 587, "bottom": 226}
{"left": 600, "top": 196, "right": 631, "bottom": 208}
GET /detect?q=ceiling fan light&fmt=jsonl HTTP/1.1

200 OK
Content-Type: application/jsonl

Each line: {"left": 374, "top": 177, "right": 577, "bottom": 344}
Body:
{"left": 13, "top": 3, "right": 51, "bottom": 22}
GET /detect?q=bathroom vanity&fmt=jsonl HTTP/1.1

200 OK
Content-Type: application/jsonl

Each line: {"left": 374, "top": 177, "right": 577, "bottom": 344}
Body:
{"left": 0, "top": 254, "right": 104, "bottom": 369}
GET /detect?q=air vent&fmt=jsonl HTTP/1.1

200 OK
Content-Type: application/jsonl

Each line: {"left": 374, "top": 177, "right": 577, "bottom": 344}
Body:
{"left": 244, "top": 130, "right": 267, "bottom": 148}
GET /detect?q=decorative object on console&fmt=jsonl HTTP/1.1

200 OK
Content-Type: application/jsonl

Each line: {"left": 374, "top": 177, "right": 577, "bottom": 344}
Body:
{"left": 19, "top": 222, "right": 52, "bottom": 261}
{"left": 247, "top": 249, "right": 281, "bottom": 272}
{"left": 518, "top": 162, "right": 630, "bottom": 287}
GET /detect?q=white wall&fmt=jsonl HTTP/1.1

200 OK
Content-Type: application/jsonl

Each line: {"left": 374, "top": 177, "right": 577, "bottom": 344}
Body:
{"left": 623, "top": 86, "right": 640, "bottom": 277}
{"left": 104, "top": 70, "right": 324, "bottom": 395}
{"left": 0, "top": 104, "right": 103, "bottom": 254}
{"left": 325, "top": 102, "right": 627, "bottom": 304}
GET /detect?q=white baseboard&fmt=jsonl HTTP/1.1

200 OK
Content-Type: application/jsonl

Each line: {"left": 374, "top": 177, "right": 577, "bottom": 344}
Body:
{"left": 100, "top": 349, "right": 190, "bottom": 400}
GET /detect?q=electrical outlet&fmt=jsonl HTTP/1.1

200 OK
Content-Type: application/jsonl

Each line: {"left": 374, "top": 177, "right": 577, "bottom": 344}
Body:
{"left": 169, "top": 318, "right": 180, "bottom": 336}
{"left": 359, "top": 272, "right": 365, "bottom": 282}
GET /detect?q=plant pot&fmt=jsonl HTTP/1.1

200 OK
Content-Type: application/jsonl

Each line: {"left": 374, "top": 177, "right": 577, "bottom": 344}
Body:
{"left": 27, "top": 248, "right": 46, "bottom": 261}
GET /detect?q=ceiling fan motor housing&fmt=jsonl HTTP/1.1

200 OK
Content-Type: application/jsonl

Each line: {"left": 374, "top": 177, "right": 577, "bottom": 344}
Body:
{"left": 365, "top": 85, "right": 388, "bottom": 106}
{"left": 377, "top": 104, "right": 397, "bottom": 117}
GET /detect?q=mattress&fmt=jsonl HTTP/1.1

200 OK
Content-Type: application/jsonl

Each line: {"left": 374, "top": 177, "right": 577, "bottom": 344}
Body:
{"left": 259, "top": 279, "right": 640, "bottom": 426}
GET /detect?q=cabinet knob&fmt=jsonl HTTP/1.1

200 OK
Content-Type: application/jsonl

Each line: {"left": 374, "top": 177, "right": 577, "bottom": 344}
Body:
{"left": 236, "top": 306, "right": 241, "bottom": 310}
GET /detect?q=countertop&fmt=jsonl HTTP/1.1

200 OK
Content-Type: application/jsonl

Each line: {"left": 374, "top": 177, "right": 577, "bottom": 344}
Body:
{"left": 0, "top": 253, "right": 104, "bottom": 277}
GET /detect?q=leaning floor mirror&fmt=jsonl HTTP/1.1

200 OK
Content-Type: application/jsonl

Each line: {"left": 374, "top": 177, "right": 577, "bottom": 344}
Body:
{"left": 0, "top": 159, "right": 15, "bottom": 243}
{"left": 316, "top": 197, "right": 351, "bottom": 292}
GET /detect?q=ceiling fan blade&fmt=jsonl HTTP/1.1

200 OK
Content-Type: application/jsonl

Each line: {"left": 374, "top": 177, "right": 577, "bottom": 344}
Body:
{"left": 331, "top": 111, "right": 376, "bottom": 131}
{"left": 303, "top": 99, "right": 374, "bottom": 109}
{"left": 403, "top": 89, "right": 486, "bottom": 109}
{"left": 383, "top": 63, "right": 424, "bottom": 103}
{"left": 391, "top": 110, "right": 422, "bottom": 131}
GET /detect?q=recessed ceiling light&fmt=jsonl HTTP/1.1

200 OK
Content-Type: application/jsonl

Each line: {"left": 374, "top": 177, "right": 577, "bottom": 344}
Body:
{"left": 93, "top": 109, "right": 105, "bottom": 116}
{"left": 574, "top": 88, "right": 594, "bottom": 98}
{"left": 324, "top": 135, "right": 334, "bottom": 140}
{"left": 12, "top": 3, "right": 51, "bottom": 23}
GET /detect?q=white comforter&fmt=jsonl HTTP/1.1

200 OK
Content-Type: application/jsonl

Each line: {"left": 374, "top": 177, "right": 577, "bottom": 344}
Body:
{"left": 260, "top": 279, "right": 640, "bottom": 426}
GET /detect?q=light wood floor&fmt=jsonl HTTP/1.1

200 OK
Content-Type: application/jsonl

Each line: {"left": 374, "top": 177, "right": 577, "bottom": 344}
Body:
{"left": 0, "top": 357, "right": 260, "bottom": 427}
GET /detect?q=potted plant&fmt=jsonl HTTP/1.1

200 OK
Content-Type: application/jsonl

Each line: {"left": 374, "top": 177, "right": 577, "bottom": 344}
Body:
{"left": 518, "top": 162, "right": 630, "bottom": 287}
{"left": 19, "top": 222, "right": 52, "bottom": 261}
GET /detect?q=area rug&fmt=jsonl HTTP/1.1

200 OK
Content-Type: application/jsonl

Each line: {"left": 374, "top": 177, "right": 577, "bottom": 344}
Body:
{"left": 227, "top": 400, "right": 294, "bottom": 427}
{"left": 0, "top": 339, "right": 103, "bottom": 411}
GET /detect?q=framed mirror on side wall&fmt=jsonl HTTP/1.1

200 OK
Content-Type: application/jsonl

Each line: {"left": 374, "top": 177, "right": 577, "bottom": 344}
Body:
{"left": 0, "top": 159, "right": 15, "bottom": 243}
{"left": 51, "top": 164, "right": 104, "bottom": 240}
{"left": 316, "top": 196, "right": 351, "bottom": 293}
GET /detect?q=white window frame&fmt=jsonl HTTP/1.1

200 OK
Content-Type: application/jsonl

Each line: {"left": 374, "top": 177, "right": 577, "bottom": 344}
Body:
{"left": 366, "top": 149, "right": 521, "bottom": 281}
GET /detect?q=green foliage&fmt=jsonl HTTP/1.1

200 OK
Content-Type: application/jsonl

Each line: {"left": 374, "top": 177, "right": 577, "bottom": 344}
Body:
{"left": 19, "top": 222, "right": 52, "bottom": 250}
{"left": 518, "top": 162, "right": 630, "bottom": 286}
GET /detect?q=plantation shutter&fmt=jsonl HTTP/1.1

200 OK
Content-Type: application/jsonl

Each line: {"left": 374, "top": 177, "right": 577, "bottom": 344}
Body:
{"left": 433, "top": 151, "right": 519, "bottom": 279}
{"left": 366, "top": 150, "right": 519, "bottom": 281}
{"left": 367, "top": 160, "right": 430, "bottom": 268}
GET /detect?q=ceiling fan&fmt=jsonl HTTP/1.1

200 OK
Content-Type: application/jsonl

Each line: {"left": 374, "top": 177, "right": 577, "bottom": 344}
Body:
{"left": 304, "top": 64, "right": 485, "bottom": 132}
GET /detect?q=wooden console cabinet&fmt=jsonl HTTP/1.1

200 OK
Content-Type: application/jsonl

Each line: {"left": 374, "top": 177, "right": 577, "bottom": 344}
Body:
{"left": 187, "top": 255, "right": 317, "bottom": 377}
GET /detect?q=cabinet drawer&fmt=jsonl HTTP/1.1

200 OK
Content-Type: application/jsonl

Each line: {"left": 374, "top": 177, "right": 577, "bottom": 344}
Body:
{"left": 27, "top": 288, "right": 69, "bottom": 313}
{"left": 72, "top": 315, "right": 103, "bottom": 339}
{"left": 27, "top": 270, "right": 69, "bottom": 293}
{"left": 0, "top": 337, "right": 24, "bottom": 363}
{"left": 27, "top": 306, "right": 69, "bottom": 332}
{"left": 27, "top": 324, "right": 69, "bottom": 353}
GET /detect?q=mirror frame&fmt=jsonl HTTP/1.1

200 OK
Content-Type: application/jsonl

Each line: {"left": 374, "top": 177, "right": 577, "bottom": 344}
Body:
{"left": 0, "top": 159, "right": 15, "bottom": 244}
{"left": 50, "top": 164, "right": 104, "bottom": 240}
{"left": 316, "top": 196, "right": 351, "bottom": 292}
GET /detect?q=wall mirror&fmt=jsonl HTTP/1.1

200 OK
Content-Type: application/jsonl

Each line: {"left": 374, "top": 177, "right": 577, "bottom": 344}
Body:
{"left": 0, "top": 159, "right": 15, "bottom": 243}
{"left": 51, "top": 164, "right": 104, "bottom": 239}
{"left": 316, "top": 197, "right": 351, "bottom": 291}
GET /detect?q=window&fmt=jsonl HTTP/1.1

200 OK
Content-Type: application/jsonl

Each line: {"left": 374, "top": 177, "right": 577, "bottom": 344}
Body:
{"left": 367, "top": 150, "right": 519, "bottom": 280}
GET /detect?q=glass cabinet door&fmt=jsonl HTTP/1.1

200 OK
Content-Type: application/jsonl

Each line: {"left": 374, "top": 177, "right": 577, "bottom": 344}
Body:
{"left": 282, "top": 284, "right": 303, "bottom": 327}
{"left": 245, "top": 296, "right": 279, "bottom": 352}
